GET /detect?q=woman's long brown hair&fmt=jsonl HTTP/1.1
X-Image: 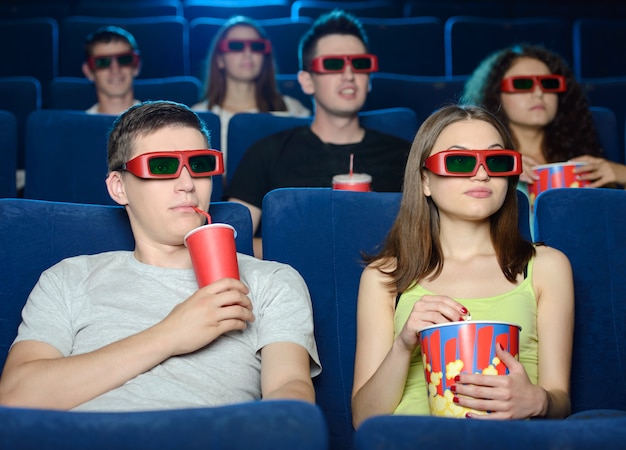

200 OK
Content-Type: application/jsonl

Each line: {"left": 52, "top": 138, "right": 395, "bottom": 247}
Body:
{"left": 365, "top": 105, "right": 535, "bottom": 294}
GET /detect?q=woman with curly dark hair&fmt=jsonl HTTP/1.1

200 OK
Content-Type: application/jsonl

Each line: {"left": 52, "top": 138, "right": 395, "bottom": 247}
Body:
{"left": 462, "top": 44, "right": 626, "bottom": 188}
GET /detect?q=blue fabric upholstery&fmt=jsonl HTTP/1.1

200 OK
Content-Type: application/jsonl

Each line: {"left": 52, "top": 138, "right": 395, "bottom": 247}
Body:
{"left": 73, "top": 0, "right": 183, "bottom": 18}
{"left": 256, "top": 17, "right": 313, "bottom": 74}
{"left": 444, "top": 16, "right": 572, "bottom": 77}
{"left": 0, "top": 76, "right": 41, "bottom": 170}
{"left": 366, "top": 74, "right": 467, "bottom": 123}
{"left": 59, "top": 16, "right": 189, "bottom": 78}
{"left": 49, "top": 76, "right": 203, "bottom": 111}
{"left": 0, "top": 18, "right": 58, "bottom": 101}
{"left": 261, "top": 188, "right": 530, "bottom": 450}
{"left": 225, "top": 108, "right": 418, "bottom": 185}
{"left": 184, "top": 0, "right": 290, "bottom": 22}
{"left": 23, "top": 110, "right": 223, "bottom": 204}
{"left": 360, "top": 17, "right": 445, "bottom": 76}
{"left": 0, "top": 400, "right": 328, "bottom": 450}
{"left": 353, "top": 414, "right": 626, "bottom": 449}
{"left": 533, "top": 188, "right": 626, "bottom": 414}
{"left": 589, "top": 106, "right": 622, "bottom": 165}
{"left": 583, "top": 77, "right": 626, "bottom": 158}
{"left": 0, "top": 198, "right": 253, "bottom": 370}
{"left": 0, "top": 111, "right": 17, "bottom": 198}
{"left": 291, "top": 1, "right": 403, "bottom": 20}
{"left": 573, "top": 18, "right": 626, "bottom": 79}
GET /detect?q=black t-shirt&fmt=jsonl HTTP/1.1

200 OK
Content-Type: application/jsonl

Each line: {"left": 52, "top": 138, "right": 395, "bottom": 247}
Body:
{"left": 225, "top": 126, "right": 411, "bottom": 208}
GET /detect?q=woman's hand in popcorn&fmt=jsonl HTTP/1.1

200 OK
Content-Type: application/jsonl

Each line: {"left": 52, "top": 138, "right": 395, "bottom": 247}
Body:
{"left": 397, "top": 295, "right": 469, "bottom": 352}
{"left": 450, "top": 344, "right": 548, "bottom": 419}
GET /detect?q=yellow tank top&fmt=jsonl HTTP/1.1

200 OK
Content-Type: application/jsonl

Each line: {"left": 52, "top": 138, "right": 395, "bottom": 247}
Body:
{"left": 393, "top": 258, "right": 538, "bottom": 416}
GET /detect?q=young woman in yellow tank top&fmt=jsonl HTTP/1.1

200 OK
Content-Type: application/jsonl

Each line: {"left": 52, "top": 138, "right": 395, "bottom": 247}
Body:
{"left": 351, "top": 105, "right": 573, "bottom": 427}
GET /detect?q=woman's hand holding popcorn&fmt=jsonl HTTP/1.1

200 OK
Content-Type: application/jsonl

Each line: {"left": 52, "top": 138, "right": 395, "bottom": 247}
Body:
{"left": 450, "top": 344, "right": 548, "bottom": 419}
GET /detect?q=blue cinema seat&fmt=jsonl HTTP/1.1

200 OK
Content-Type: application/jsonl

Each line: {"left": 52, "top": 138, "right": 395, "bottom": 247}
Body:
{"left": 0, "top": 400, "right": 327, "bottom": 450}
{"left": 0, "top": 198, "right": 253, "bottom": 370}
{"left": 534, "top": 188, "right": 626, "bottom": 415}
{"left": 59, "top": 16, "right": 189, "bottom": 79}
{"left": 573, "top": 18, "right": 626, "bottom": 79}
{"left": 23, "top": 110, "right": 223, "bottom": 204}
{"left": 261, "top": 187, "right": 531, "bottom": 450}
{"left": 226, "top": 108, "right": 418, "bottom": 185}
{"left": 353, "top": 414, "right": 626, "bottom": 449}
{"left": 444, "top": 16, "right": 572, "bottom": 77}
{"left": 0, "top": 76, "right": 42, "bottom": 171}
{"left": 0, "top": 111, "right": 17, "bottom": 198}
{"left": 359, "top": 17, "right": 445, "bottom": 76}
{"left": 48, "top": 76, "right": 203, "bottom": 110}
{"left": 0, "top": 18, "right": 58, "bottom": 103}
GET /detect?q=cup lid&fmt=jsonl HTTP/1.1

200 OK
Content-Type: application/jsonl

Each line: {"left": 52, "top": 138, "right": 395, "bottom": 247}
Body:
{"left": 183, "top": 223, "right": 237, "bottom": 245}
{"left": 332, "top": 173, "right": 372, "bottom": 183}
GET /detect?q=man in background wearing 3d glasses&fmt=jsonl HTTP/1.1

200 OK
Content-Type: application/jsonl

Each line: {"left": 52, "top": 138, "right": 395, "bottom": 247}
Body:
{"left": 82, "top": 26, "right": 142, "bottom": 115}
{"left": 226, "top": 10, "right": 411, "bottom": 258}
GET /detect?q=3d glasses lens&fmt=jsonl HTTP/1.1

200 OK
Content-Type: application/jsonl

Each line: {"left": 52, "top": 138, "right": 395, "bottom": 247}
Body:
{"left": 351, "top": 57, "right": 373, "bottom": 70}
{"left": 511, "top": 78, "right": 535, "bottom": 90}
{"left": 322, "top": 58, "right": 346, "bottom": 71}
{"left": 148, "top": 157, "right": 180, "bottom": 175}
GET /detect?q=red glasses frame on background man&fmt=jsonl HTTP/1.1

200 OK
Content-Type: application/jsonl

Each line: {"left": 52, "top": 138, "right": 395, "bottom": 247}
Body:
{"left": 115, "top": 150, "right": 224, "bottom": 179}
{"left": 309, "top": 54, "right": 378, "bottom": 74}
{"left": 424, "top": 149, "right": 522, "bottom": 177}
{"left": 87, "top": 51, "right": 140, "bottom": 71}
{"left": 218, "top": 39, "right": 272, "bottom": 54}
{"left": 501, "top": 75, "right": 567, "bottom": 93}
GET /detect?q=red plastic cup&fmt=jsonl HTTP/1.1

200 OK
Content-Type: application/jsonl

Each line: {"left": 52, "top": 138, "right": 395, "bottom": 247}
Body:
{"left": 332, "top": 173, "right": 372, "bottom": 192}
{"left": 184, "top": 224, "right": 239, "bottom": 288}
{"left": 528, "top": 162, "right": 590, "bottom": 208}
{"left": 419, "top": 320, "right": 521, "bottom": 418}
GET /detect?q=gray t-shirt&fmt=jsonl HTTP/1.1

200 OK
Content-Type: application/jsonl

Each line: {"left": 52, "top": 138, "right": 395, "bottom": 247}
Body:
{"left": 14, "top": 251, "right": 321, "bottom": 411}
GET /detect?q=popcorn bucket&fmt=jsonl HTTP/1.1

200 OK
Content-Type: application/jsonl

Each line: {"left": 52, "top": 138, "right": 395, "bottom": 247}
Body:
{"left": 528, "top": 162, "right": 589, "bottom": 208}
{"left": 419, "top": 321, "right": 521, "bottom": 418}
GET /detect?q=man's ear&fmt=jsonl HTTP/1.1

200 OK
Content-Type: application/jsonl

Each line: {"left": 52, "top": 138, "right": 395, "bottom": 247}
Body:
{"left": 82, "top": 62, "right": 95, "bottom": 81}
{"left": 106, "top": 171, "right": 129, "bottom": 206}
{"left": 297, "top": 70, "right": 315, "bottom": 95}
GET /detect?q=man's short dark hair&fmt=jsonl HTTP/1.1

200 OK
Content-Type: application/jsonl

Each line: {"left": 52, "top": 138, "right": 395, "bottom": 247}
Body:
{"left": 298, "top": 9, "right": 368, "bottom": 72}
{"left": 84, "top": 25, "right": 139, "bottom": 60}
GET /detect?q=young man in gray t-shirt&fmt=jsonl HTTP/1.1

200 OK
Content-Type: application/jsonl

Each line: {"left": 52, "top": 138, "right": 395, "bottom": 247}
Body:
{"left": 0, "top": 101, "right": 320, "bottom": 411}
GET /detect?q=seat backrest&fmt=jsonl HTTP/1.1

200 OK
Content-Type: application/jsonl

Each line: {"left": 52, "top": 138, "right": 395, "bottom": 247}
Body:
{"left": 534, "top": 188, "right": 626, "bottom": 413}
{"left": 589, "top": 106, "right": 622, "bottom": 165}
{"left": 184, "top": 0, "right": 290, "bottom": 22}
{"left": 226, "top": 108, "right": 417, "bottom": 185}
{"left": 291, "top": 0, "right": 402, "bottom": 20}
{"left": 366, "top": 74, "right": 467, "bottom": 123}
{"left": 0, "top": 198, "right": 253, "bottom": 370}
{"left": 73, "top": 0, "right": 183, "bottom": 18}
{"left": 0, "top": 111, "right": 17, "bottom": 198}
{"left": 444, "top": 16, "right": 572, "bottom": 76}
{"left": 261, "top": 187, "right": 531, "bottom": 450}
{"left": 49, "top": 76, "right": 203, "bottom": 110}
{"left": 23, "top": 110, "right": 223, "bottom": 204}
{"left": 256, "top": 17, "right": 313, "bottom": 74}
{"left": 0, "top": 400, "right": 328, "bottom": 450}
{"left": 60, "top": 16, "right": 189, "bottom": 78}
{"left": 353, "top": 414, "right": 626, "bottom": 450}
{"left": 0, "top": 18, "right": 58, "bottom": 101}
{"left": 0, "top": 76, "right": 41, "bottom": 170}
{"left": 359, "top": 17, "right": 445, "bottom": 76}
{"left": 573, "top": 18, "right": 626, "bottom": 79}
{"left": 582, "top": 77, "right": 626, "bottom": 159}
